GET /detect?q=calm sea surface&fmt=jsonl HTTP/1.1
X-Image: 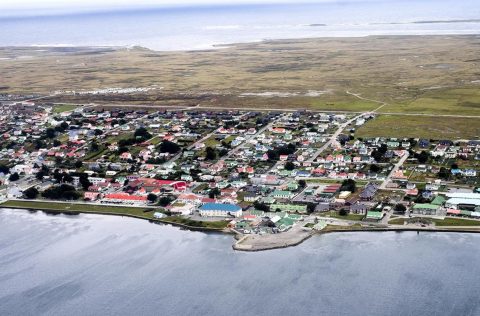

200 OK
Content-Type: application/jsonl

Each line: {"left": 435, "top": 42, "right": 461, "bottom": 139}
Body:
{"left": 0, "top": 208, "right": 479, "bottom": 316}
{"left": 1, "top": 1, "right": 480, "bottom": 51}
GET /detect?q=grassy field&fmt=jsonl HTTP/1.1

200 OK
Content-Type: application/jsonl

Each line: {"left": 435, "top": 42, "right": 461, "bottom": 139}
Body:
{"left": 1, "top": 36, "right": 480, "bottom": 115}
{"left": 356, "top": 115, "right": 480, "bottom": 139}
{"left": 323, "top": 211, "right": 365, "bottom": 221}
{"left": 389, "top": 217, "right": 480, "bottom": 226}
{"left": 52, "top": 104, "right": 78, "bottom": 113}
{"left": 380, "top": 87, "right": 480, "bottom": 116}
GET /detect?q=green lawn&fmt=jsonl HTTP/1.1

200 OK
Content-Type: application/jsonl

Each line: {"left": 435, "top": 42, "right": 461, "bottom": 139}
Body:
{"left": 53, "top": 104, "right": 78, "bottom": 113}
{"left": 324, "top": 211, "right": 365, "bottom": 221}
{"left": 434, "top": 217, "right": 480, "bottom": 227}
{"left": 389, "top": 217, "right": 480, "bottom": 226}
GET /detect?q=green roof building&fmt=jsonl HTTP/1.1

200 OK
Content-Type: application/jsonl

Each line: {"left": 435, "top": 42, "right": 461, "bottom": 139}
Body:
{"left": 366, "top": 211, "right": 383, "bottom": 220}
{"left": 271, "top": 203, "right": 308, "bottom": 214}
{"left": 270, "top": 190, "right": 295, "bottom": 199}
{"left": 412, "top": 203, "right": 439, "bottom": 215}
{"left": 431, "top": 195, "right": 446, "bottom": 206}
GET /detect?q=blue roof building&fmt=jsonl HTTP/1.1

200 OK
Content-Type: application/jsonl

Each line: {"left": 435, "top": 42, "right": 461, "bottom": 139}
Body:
{"left": 199, "top": 203, "right": 243, "bottom": 218}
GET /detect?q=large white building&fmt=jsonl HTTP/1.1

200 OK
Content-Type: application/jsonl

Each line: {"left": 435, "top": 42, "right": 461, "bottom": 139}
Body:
{"left": 445, "top": 193, "right": 480, "bottom": 209}
{"left": 199, "top": 203, "right": 243, "bottom": 218}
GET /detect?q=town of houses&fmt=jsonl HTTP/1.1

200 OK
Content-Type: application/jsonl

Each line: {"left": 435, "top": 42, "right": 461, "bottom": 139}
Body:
{"left": 1, "top": 99, "right": 480, "bottom": 233}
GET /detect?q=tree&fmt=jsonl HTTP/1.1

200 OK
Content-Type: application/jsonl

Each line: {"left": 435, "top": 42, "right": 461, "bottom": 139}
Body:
{"left": 90, "top": 141, "right": 99, "bottom": 152}
{"left": 438, "top": 167, "right": 449, "bottom": 179}
{"left": 134, "top": 127, "right": 152, "bottom": 141}
{"left": 253, "top": 201, "right": 270, "bottom": 212}
{"left": 60, "top": 121, "right": 69, "bottom": 131}
{"left": 205, "top": 147, "right": 217, "bottom": 160}
{"left": 369, "top": 164, "right": 381, "bottom": 173}
{"left": 42, "top": 184, "right": 81, "bottom": 200}
{"left": 9, "top": 172, "right": 20, "bottom": 181}
{"left": 339, "top": 209, "right": 349, "bottom": 216}
{"left": 23, "top": 187, "right": 39, "bottom": 199}
{"left": 0, "top": 164, "right": 9, "bottom": 174}
{"left": 298, "top": 180, "right": 306, "bottom": 188}
{"left": 378, "top": 144, "right": 388, "bottom": 154}
{"left": 209, "top": 188, "right": 221, "bottom": 199}
{"left": 34, "top": 139, "right": 47, "bottom": 149}
{"left": 306, "top": 203, "right": 316, "bottom": 214}
{"left": 340, "top": 179, "right": 356, "bottom": 193}
{"left": 46, "top": 128, "right": 56, "bottom": 139}
{"left": 159, "top": 196, "right": 173, "bottom": 207}
{"left": 79, "top": 173, "right": 92, "bottom": 190}
{"left": 147, "top": 193, "right": 158, "bottom": 203}
{"left": 267, "top": 149, "right": 279, "bottom": 161}
{"left": 74, "top": 160, "right": 83, "bottom": 168}
{"left": 371, "top": 150, "right": 383, "bottom": 162}
{"left": 159, "top": 140, "right": 180, "bottom": 154}
{"left": 416, "top": 151, "right": 430, "bottom": 164}
{"left": 284, "top": 161, "right": 295, "bottom": 171}
{"left": 394, "top": 204, "right": 407, "bottom": 214}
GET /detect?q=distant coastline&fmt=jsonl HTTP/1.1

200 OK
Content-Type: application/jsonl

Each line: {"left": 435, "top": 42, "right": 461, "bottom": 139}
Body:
{"left": 0, "top": 1, "right": 479, "bottom": 51}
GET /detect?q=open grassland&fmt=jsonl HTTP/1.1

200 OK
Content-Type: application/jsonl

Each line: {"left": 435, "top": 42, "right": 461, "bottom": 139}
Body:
{"left": 356, "top": 115, "right": 480, "bottom": 140}
{"left": 380, "top": 88, "right": 480, "bottom": 116}
{"left": 1, "top": 35, "right": 480, "bottom": 116}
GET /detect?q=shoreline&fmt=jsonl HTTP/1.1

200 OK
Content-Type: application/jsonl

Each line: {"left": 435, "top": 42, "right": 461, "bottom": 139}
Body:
{"left": 233, "top": 226, "right": 480, "bottom": 252}
{"left": 0, "top": 205, "right": 230, "bottom": 234}
{"left": 3, "top": 204, "right": 480, "bottom": 252}
{"left": 1, "top": 34, "right": 480, "bottom": 53}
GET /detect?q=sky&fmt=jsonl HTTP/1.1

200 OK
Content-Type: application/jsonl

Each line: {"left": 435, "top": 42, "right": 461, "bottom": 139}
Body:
{"left": 0, "top": 0, "right": 376, "bottom": 13}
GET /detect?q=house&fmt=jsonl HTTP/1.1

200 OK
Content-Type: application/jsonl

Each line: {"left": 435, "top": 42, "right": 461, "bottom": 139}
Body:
{"left": 366, "top": 211, "right": 383, "bottom": 221}
{"left": 270, "top": 190, "right": 295, "bottom": 199}
{"left": 464, "top": 169, "right": 477, "bottom": 177}
{"left": 84, "top": 191, "right": 100, "bottom": 201}
{"left": 243, "top": 192, "right": 259, "bottom": 202}
{"left": 199, "top": 203, "right": 242, "bottom": 218}
{"left": 445, "top": 193, "right": 480, "bottom": 209}
{"left": 7, "top": 186, "right": 22, "bottom": 198}
{"left": 411, "top": 203, "right": 440, "bottom": 216}
{"left": 359, "top": 183, "right": 378, "bottom": 201}
{"left": 350, "top": 203, "right": 369, "bottom": 215}
{"left": 270, "top": 203, "right": 308, "bottom": 214}
{"left": 120, "top": 152, "right": 132, "bottom": 160}
{"left": 177, "top": 193, "right": 203, "bottom": 205}
{"left": 103, "top": 193, "right": 147, "bottom": 205}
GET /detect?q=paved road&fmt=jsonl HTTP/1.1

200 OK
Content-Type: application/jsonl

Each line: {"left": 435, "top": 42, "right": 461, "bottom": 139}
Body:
{"left": 307, "top": 113, "right": 366, "bottom": 163}
{"left": 379, "top": 152, "right": 410, "bottom": 190}
{"left": 224, "top": 113, "right": 285, "bottom": 159}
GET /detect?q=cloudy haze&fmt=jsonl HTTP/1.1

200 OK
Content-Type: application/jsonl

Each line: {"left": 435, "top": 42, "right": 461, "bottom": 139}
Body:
{"left": 0, "top": 0, "right": 392, "bottom": 17}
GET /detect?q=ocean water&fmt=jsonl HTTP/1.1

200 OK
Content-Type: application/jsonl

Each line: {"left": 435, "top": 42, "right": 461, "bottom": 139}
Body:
{"left": 1, "top": 1, "right": 480, "bottom": 51}
{"left": 0, "top": 208, "right": 480, "bottom": 316}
